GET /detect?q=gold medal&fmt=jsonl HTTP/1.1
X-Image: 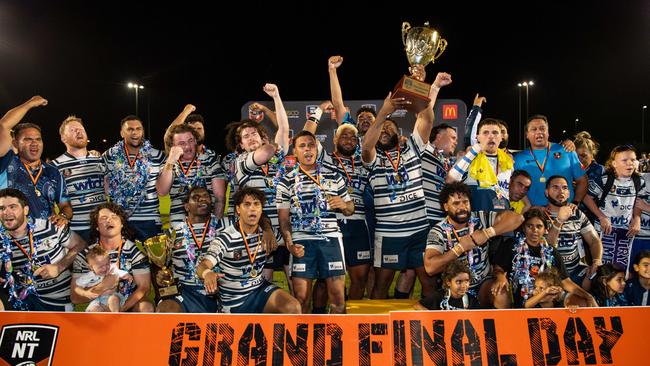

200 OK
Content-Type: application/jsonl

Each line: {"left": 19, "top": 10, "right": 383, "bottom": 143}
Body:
{"left": 250, "top": 268, "right": 258, "bottom": 278}
{"left": 266, "top": 177, "right": 274, "bottom": 188}
{"left": 35, "top": 189, "right": 41, "bottom": 197}
{"left": 348, "top": 186, "right": 354, "bottom": 194}
{"left": 539, "top": 176, "right": 546, "bottom": 183}
{"left": 395, "top": 174, "right": 401, "bottom": 183}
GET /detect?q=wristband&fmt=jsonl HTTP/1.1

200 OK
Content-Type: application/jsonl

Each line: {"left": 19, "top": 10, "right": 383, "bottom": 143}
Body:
{"left": 450, "top": 246, "right": 461, "bottom": 257}
{"left": 484, "top": 227, "right": 496, "bottom": 239}
{"left": 309, "top": 106, "right": 323, "bottom": 123}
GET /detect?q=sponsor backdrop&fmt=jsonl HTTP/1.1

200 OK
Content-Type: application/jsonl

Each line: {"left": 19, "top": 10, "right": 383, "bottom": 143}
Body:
{"left": 240, "top": 99, "right": 468, "bottom": 152}
{"left": 1, "top": 307, "right": 648, "bottom": 365}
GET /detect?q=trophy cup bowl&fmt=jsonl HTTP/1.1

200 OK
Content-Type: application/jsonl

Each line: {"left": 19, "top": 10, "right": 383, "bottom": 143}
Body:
{"left": 143, "top": 229, "right": 179, "bottom": 298}
{"left": 393, "top": 21, "right": 448, "bottom": 112}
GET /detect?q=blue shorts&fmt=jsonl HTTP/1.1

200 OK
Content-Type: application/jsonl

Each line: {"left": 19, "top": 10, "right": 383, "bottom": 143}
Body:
{"left": 229, "top": 281, "right": 278, "bottom": 313}
{"left": 22, "top": 295, "right": 72, "bottom": 312}
{"left": 265, "top": 245, "right": 290, "bottom": 270}
{"left": 568, "top": 266, "right": 588, "bottom": 286}
{"left": 171, "top": 284, "right": 220, "bottom": 313}
{"left": 291, "top": 235, "right": 346, "bottom": 279}
{"left": 128, "top": 220, "right": 162, "bottom": 242}
{"left": 339, "top": 219, "right": 371, "bottom": 267}
{"left": 374, "top": 228, "right": 429, "bottom": 270}
{"left": 73, "top": 229, "right": 91, "bottom": 243}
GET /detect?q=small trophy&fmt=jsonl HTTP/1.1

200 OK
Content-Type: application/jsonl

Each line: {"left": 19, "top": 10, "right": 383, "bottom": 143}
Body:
{"left": 143, "top": 229, "right": 179, "bottom": 299}
{"left": 393, "top": 21, "right": 447, "bottom": 112}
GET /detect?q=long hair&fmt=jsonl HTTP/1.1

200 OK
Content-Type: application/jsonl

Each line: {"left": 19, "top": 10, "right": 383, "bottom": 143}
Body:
{"left": 574, "top": 131, "right": 599, "bottom": 157}
{"left": 590, "top": 263, "right": 625, "bottom": 302}
{"left": 89, "top": 202, "right": 133, "bottom": 244}
{"left": 604, "top": 145, "right": 636, "bottom": 176}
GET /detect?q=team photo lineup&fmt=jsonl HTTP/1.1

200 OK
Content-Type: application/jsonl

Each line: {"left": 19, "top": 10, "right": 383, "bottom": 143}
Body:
{"left": 1, "top": 54, "right": 649, "bottom": 316}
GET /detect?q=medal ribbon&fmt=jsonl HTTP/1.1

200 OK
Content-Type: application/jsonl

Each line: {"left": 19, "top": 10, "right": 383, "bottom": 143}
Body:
{"left": 178, "top": 155, "right": 197, "bottom": 177}
{"left": 238, "top": 220, "right": 261, "bottom": 267}
{"left": 384, "top": 144, "right": 401, "bottom": 175}
{"left": 13, "top": 230, "right": 35, "bottom": 263}
{"left": 100, "top": 240, "right": 124, "bottom": 270}
{"left": 187, "top": 217, "right": 212, "bottom": 250}
{"left": 123, "top": 139, "right": 140, "bottom": 170}
{"left": 299, "top": 166, "right": 323, "bottom": 189}
{"left": 21, "top": 161, "right": 43, "bottom": 193}
{"left": 333, "top": 152, "right": 354, "bottom": 185}
{"left": 529, "top": 144, "right": 550, "bottom": 175}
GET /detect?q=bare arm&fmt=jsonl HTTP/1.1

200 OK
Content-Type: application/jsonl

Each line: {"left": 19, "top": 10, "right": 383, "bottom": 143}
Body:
{"left": 361, "top": 93, "right": 410, "bottom": 164}
{"left": 424, "top": 248, "right": 460, "bottom": 275}
{"left": 71, "top": 274, "right": 118, "bottom": 304}
{"left": 562, "top": 278, "right": 598, "bottom": 307}
{"left": 0, "top": 96, "right": 48, "bottom": 157}
{"left": 414, "top": 72, "right": 452, "bottom": 142}
{"left": 583, "top": 227, "right": 603, "bottom": 278}
{"left": 211, "top": 178, "right": 225, "bottom": 219}
{"left": 156, "top": 146, "right": 183, "bottom": 196}
{"left": 33, "top": 231, "right": 86, "bottom": 279}
{"left": 263, "top": 84, "right": 290, "bottom": 152}
{"left": 120, "top": 272, "right": 151, "bottom": 311}
{"left": 573, "top": 175, "right": 588, "bottom": 203}
{"left": 328, "top": 55, "right": 347, "bottom": 124}
{"left": 163, "top": 104, "right": 195, "bottom": 154}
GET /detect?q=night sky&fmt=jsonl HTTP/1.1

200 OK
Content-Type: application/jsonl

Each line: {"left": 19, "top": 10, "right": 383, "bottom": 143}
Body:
{"left": 0, "top": 1, "right": 648, "bottom": 161}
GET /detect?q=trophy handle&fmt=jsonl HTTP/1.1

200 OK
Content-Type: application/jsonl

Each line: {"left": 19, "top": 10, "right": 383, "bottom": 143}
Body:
{"left": 401, "top": 22, "right": 411, "bottom": 46}
{"left": 433, "top": 38, "right": 448, "bottom": 61}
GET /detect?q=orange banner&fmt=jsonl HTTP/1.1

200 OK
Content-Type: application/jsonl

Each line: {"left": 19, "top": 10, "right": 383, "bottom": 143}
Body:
{"left": 0, "top": 307, "right": 648, "bottom": 365}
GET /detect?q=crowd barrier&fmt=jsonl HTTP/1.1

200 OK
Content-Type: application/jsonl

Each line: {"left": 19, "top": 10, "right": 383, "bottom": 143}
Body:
{"left": 1, "top": 306, "right": 647, "bottom": 365}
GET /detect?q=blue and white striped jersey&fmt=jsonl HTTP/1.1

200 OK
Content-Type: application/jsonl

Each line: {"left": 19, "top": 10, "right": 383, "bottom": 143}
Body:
{"left": 321, "top": 151, "right": 368, "bottom": 221}
{"left": 421, "top": 144, "right": 452, "bottom": 225}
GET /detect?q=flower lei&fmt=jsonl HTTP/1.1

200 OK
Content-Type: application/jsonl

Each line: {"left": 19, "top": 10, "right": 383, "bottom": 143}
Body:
{"left": 106, "top": 140, "right": 153, "bottom": 216}
{"left": 291, "top": 162, "right": 327, "bottom": 233}
{"left": 510, "top": 233, "right": 556, "bottom": 303}
{"left": 223, "top": 151, "right": 238, "bottom": 193}
{"left": 175, "top": 155, "right": 204, "bottom": 189}
{"left": 439, "top": 288, "right": 469, "bottom": 310}
{"left": 0, "top": 221, "right": 39, "bottom": 310}
{"left": 265, "top": 149, "right": 287, "bottom": 205}
{"left": 441, "top": 217, "right": 480, "bottom": 282}
{"left": 180, "top": 215, "right": 219, "bottom": 283}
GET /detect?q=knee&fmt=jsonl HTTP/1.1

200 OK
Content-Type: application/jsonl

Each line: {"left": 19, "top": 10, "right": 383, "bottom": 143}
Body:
{"left": 284, "top": 298, "right": 302, "bottom": 314}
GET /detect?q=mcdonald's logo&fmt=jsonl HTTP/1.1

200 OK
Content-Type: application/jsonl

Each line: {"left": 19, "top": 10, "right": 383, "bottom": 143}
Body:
{"left": 442, "top": 104, "right": 458, "bottom": 119}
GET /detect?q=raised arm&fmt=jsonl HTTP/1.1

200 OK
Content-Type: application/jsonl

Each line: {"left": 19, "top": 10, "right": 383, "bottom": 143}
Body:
{"left": 163, "top": 104, "right": 195, "bottom": 154}
{"left": 328, "top": 55, "right": 348, "bottom": 124}
{"left": 156, "top": 146, "right": 183, "bottom": 196}
{"left": 414, "top": 72, "right": 452, "bottom": 142}
{"left": 0, "top": 96, "right": 48, "bottom": 157}
{"left": 361, "top": 93, "right": 410, "bottom": 164}
{"left": 464, "top": 94, "right": 486, "bottom": 147}
{"left": 263, "top": 84, "right": 290, "bottom": 153}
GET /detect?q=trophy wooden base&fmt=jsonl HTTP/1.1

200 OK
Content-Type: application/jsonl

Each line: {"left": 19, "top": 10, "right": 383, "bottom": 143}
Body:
{"left": 158, "top": 285, "right": 179, "bottom": 298}
{"left": 393, "top": 75, "right": 431, "bottom": 113}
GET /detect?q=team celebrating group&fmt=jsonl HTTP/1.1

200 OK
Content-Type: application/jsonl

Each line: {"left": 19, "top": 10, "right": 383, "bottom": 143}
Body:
{"left": 0, "top": 55, "right": 648, "bottom": 314}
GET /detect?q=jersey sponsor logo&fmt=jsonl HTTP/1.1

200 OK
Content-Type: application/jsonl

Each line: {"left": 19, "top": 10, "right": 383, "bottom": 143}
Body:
{"left": 398, "top": 192, "right": 419, "bottom": 202}
{"left": 357, "top": 251, "right": 371, "bottom": 260}
{"left": 383, "top": 255, "right": 398, "bottom": 264}
{"left": 292, "top": 263, "right": 306, "bottom": 272}
{"left": 328, "top": 261, "right": 344, "bottom": 270}
{"left": 442, "top": 104, "right": 458, "bottom": 120}
{"left": 71, "top": 177, "right": 103, "bottom": 192}
{"left": 553, "top": 152, "right": 562, "bottom": 159}
{"left": 0, "top": 324, "right": 59, "bottom": 366}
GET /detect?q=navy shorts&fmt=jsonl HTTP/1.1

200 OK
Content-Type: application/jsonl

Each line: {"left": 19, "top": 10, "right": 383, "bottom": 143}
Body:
{"left": 374, "top": 228, "right": 429, "bottom": 270}
{"left": 229, "top": 281, "right": 279, "bottom": 313}
{"left": 128, "top": 220, "right": 162, "bottom": 242}
{"left": 290, "top": 235, "right": 346, "bottom": 279}
{"left": 171, "top": 284, "right": 220, "bottom": 313}
{"left": 338, "top": 219, "right": 371, "bottom": 267}
{"left": 22, "top": 295, "right": 72, "bottom": 312}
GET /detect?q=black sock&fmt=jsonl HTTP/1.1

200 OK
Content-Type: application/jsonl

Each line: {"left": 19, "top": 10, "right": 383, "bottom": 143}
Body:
{"left": 393, "top": 289, "right": 410, "bottom": 299}
{"left": 311, "top": 306, "right": 327, "bottom": 314}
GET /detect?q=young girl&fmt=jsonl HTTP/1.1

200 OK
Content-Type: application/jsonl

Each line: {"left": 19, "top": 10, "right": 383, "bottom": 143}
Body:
{"left": 583, "top": 145, "right": 645, "bottom": 271}
{"left": 493, "top": 208, "right": 597, "bottom": 308}
{"left": 624, "top": 250, "right": 650, "bottom": 306}
{"left": 416, "top": 260, "right": 481, "bottom": 310}
{"left": 74, "top": 246, "right": 133, "bottom": 312}
{"left": 590, "top": 263, "right": 628, "bottom": 307}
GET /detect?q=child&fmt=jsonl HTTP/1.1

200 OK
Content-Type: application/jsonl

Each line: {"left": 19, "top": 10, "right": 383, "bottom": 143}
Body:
{"left": 624, "top": 250, "right": 650, "bottom": 306}
{"left": 75, "top": 245, "right": 133, "bottom": 312}
{"left": 416, "top": 260, "right": 481, "bottom": 310}
{"left": 590, "top": 263, "right": 628, "bottom": 307}
{"left": 493, "top": 208, "right": 597, "bottom": 308}
{"left": 525, "top": 269, "right": 566, "bottom": 308}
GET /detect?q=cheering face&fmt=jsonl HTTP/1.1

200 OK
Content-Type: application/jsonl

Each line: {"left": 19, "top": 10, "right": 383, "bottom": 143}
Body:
{"left": 510, "top": 175, "right": 532, "bottom": 202}
{"left": 633, "top": 257, "right": 650, "bottom": 280}
{"left": 576, "top": 146, "right": 593, "bottom": 168}
{"left": 239, "top": 126, "right": 263, "bottom": 152}
{"left": 435, "top": 128, "right": 458, "bottom": 155}
{"left": 443, "top": 193, "right": 471, "bottom": 224}
{"left": 120, "top": 119, "right": 145, "bottom": 148}
{"left": 523, "top": 217, "right": 546, "bottom": 246}
{"left": 172, "top": 132, "right": 198, "bottom": 161}
{"left": 88, "top": 254, "right": 112, "bottom": 277}
{"left": 377, "top": 121, "right": 399, "bottom": 151}
{"left": 605, "top": 272, "right": 626, "bottom": 294}
{"left": 184, "top": 188, "right": 213, "bottom": 217}
{"left": 612, "top": 150, "right": 637, "bottom": 178}
{"left": 526, "top": 119, "right": 549, "bottom": 149}
{"left": 477, "top": 124, "right": 502, "bottom": 154}
{"left": 446, "top": 272, "right": 471, "bottom": 298}
{"left": 187, "top": 121, "right": 205, "bottom": 143}
{"left": 356, "top": 112, "right": 375, "bottom": 134}
{"left": 236, "top": 195, "right": 263, "bottom": 228}
{"left": 545, "top": 177, "right": 569, "bottom": 206}
{"left": 294, "top": 135, "right": 317, "bottom": 166}
{"left": 0, "top": 197, "right": 29, "bottom": 231}
{"left": 14, "top": 128, "right": 43, "bottom": 163}
{"left": 96, "top": 208, "right": 123, "bottom": 239}
{"left": 61, "top": 121, "right": 88, "bottom": 149}
{"left": 334, "top": 129, "right": 357, "bottom": 156}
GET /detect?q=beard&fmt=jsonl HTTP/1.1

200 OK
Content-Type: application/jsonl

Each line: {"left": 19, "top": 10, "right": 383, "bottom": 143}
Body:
{"left": 336, "top": 142, "right": 356, "bottom": 156}
{"left": 547, "top": 195, "right": 567, "bottom": 207}
{"left": 499, "top": 138, "right": 508, "bottom": 149}
{"left": 377, "top": 134, "right": 399, "bottom": 151}
{"left": 448, "top": 210, "right": 470, "bottom": 224}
